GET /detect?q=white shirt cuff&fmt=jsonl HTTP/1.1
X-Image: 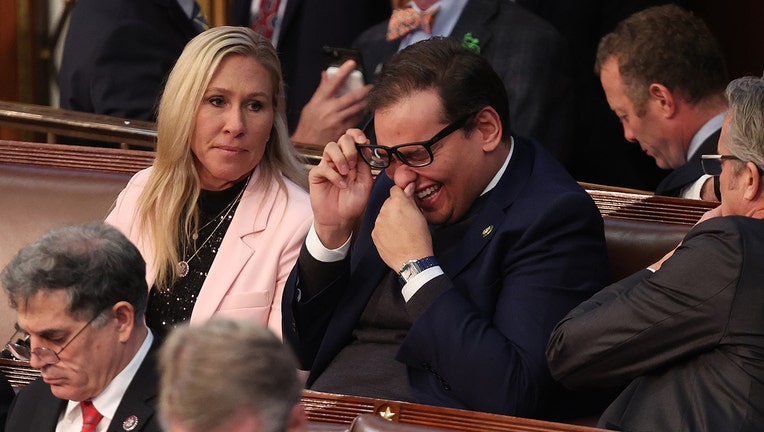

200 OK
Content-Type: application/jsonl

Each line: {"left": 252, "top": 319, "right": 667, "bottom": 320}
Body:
{"left": 680, "top": 174, "right": 712, "bottom": 200}
{"left": 305, "top": 223, "right": 351, "bottom": 262}
{"left": 401, "top": 266, "right": 444, "bottom": 301}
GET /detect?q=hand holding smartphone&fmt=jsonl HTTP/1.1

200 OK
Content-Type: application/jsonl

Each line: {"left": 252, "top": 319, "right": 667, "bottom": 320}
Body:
{"left": 323, "top": 46, "right": 366, "bottom": 97}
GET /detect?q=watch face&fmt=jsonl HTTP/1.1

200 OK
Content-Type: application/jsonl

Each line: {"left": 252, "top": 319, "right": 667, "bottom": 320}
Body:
{"left": 401, "top": 262, "right": 418, "bottom": 281}
{"left": 399, "top": 260, "right": 419, "bottom": 283}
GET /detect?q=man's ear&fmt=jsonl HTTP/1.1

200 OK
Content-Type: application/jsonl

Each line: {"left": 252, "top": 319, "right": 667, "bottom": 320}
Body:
{"left": 111, "top": 301, "right": 136, "bottom": 343}
{"left": 743, "top": 161, "right": 762, "bottom": 201}
{"left": 474, "top": 107, "right": 503, "bottom": 152}
{"left": 648, "top": 83, "right": 677, "bottom": 118}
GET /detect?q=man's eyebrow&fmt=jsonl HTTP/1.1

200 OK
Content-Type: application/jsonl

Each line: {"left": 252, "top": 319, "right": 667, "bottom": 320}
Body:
{"left": 33, "top": 328, "right": 68, "bottom": 341}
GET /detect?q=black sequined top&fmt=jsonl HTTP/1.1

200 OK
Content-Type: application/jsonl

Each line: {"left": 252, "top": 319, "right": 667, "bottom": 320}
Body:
{"left": 145, "top": 177, "right": 248, "bottom": 342}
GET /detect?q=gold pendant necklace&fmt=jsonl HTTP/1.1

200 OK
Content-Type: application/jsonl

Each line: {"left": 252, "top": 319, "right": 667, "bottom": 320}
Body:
{"left": 178, "top": 175, "right": 250, "bottom": 277}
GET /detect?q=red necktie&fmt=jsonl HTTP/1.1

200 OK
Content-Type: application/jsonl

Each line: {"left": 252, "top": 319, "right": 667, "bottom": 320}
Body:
{"left": 251, "top": 0, "right": 282, "bottom": 40}
{"left": 386, "top": 7, "right": 439, "bottom": 41}
{"left": 80, "top": 400, "right": 103, "bottom": 432}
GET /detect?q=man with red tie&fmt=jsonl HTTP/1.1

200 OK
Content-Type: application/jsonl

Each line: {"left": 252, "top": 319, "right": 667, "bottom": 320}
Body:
{"left": 3, "top": 223, "right": 161, "bottom": 432}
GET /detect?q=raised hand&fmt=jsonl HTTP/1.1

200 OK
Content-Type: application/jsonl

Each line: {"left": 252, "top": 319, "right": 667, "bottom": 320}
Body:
{"left": 291, "top": 60, "right": 372, "bottom": 149}
{"left": 372, "top": 183, "right": 433, "bottom": 272}
{"left": 309, "top": 128, "right": 375, "bottom": 249}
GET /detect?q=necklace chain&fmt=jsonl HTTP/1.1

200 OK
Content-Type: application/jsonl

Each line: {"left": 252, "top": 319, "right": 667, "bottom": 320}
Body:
{"left": 178, "top": 176, "right": 250, "bottom": 277}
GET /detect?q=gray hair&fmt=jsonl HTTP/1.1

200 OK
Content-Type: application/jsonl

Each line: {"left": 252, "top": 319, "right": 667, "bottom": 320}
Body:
{"left": 1, "top": 223, "right": 148, "bottom": 321}
{"left": 725, "top": 76, "right": 764, "bottom": 171}
{"left": 159, "top": 318, "right": 302, "bottom": 432}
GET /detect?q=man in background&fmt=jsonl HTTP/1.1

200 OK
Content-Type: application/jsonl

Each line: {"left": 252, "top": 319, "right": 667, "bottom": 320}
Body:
{"left": 59, "top": 0, "right": 203, "bottom": 124}
{"left": 353, "top": 0, "right": 575, "bottom": 166}
{"left": 595, "top": 4, "right": 728, "bottom": 199}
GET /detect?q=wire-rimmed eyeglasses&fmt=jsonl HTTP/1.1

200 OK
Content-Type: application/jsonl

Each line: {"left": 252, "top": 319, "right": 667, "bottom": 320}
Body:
{"left": 5, "top": 311, "right": 103, "bottom": 365}
{"left": 356, "top": 112, "right": 478, "bottom": 169}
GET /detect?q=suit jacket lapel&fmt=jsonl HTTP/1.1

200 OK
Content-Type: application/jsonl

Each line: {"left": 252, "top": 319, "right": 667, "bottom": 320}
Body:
{"left": 152, "top": 0, "right": 198, "bottom": 38}
{"left": 439, "top": 137, "right": 531, "bottom": 277}
{"left": 107, "top": 341, "right": 160, "bottom": 432}
{"left": 23, "top": 385, "right": 65, "bottom": 432}
{"left": 191, "top": 169, "right": 271, "bottom": 321}
{"left": 655, "top": 129, "right": 720, "bottom": 195}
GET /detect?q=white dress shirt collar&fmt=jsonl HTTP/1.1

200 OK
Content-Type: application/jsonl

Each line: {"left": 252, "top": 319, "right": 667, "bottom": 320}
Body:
{"left": 687, "top": 111, "right": 726, "bottom": 160}
{"left": 56, "top": 330, "right": 154, "bottom": 432}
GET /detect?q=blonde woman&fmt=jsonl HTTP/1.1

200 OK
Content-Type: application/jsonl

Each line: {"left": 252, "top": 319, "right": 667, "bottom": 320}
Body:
{"left": 107, "top": 26, "right": 311, "bottom": 340}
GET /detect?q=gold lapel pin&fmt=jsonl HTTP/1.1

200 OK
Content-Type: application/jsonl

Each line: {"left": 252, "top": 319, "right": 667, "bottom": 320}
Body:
{"left": 481, "top": 225, "right": 494, "bottom": 238}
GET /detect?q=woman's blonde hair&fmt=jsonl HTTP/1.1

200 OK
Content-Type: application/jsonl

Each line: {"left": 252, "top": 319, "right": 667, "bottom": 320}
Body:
{"left": 137, "top": 26, "right": 308, "bottom": 290}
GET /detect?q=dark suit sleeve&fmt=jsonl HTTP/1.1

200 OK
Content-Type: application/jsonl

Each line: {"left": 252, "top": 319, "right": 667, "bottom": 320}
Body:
{"left": 88, "top": 20, "right": 184, "bottom": 120}
{"left": 282, "top": 245, "right": 351, "bottom": 369}
{"left": 397, "top": 190, "right": 609, "bottom": 416}
{"left": 547, "top": 217, "right": 742, "bottom": 388}
{"left": 0, "top": 373, "right": 13, "bottom": 432}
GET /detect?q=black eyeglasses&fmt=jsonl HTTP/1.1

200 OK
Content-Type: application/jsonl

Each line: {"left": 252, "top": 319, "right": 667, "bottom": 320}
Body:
{"left": 6, "top": 311, "right": 103, "bottom": 365}
{"left": 356, "top": 112, "right": 477, "bottom": 169}
{"left": 700, "top": 154, "right": 764, "bottom": 176}
{"left": 701, "top": 154, "right": 742, "bottom": 176}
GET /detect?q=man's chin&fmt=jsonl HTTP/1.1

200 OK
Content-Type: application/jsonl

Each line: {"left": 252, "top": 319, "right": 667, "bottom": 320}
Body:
{"left": 49, "top": 384, "right": 84, "bottom": 402}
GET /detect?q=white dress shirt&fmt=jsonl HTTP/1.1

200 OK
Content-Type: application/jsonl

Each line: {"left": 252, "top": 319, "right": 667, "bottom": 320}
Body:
{"left": 55, "top": 330, "right": 154, "bottom": 432}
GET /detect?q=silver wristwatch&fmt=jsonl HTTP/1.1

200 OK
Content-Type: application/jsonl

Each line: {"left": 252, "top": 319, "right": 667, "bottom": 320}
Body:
{"left": 398, "top": 256, "right": 439, "bottom": 284}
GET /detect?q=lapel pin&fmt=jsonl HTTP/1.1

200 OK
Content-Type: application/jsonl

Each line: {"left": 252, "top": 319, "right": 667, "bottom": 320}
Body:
{"left": 481, "top": 225, "right": 494, "bottom": 238}
{"left": 123, "top": 415, "right": 138, "bottom": 431}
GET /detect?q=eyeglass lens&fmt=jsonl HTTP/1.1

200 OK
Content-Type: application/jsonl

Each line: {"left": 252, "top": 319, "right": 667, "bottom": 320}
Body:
{"left": 4, "top": 312, "right": 100, "bottom": 365}
{"left": 701, "top": 158, "right": 722, "bottom": 176}
{"left": 359, "top": 145, "right": 432, "bottom": 169}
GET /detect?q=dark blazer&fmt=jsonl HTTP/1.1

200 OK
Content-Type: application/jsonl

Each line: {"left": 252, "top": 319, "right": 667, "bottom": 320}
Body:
{"left": 352, "top": 0, "right": 575, "bottom": 166}
{"left": 655, "top": 129, "right": 721, "bottom": 197}
{"left": 0, "top": 373, "right": 13, "bottom": 432}
{"left": 5, "top": 341, "right": 161, "bottom": 432}
{"left": 547, "top": 216, "right": 764, "bottom": 431}
{"left": 229, "top": 0, "right": 392, "bottom": 132}
{"left": 59, "top": 0, "right": 199, "bottom": 121}
{"left": 283, "top": 137, "right": 612, "bottom": 419}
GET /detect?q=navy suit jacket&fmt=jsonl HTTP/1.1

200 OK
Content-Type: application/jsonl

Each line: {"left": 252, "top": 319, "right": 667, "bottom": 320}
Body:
{"left": 230, "top": 0, "right": 391, "bottom": 132}
{"left": 5, "top": 342, "right": 161, "bottom": 432}
{"left": 283, "top": 137, "right": 612, "bottom": 419}
{"left": 353, "top": 0, "right": 575, "bottom": 166}
{"left": 655, "top": 129, "right": 721, "bottom": 197}
{"left": 59, "top": 0, "right": 198, "bottom": 121}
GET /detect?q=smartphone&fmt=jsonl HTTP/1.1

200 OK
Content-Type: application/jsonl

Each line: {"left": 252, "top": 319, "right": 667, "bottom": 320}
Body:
{"left": 323, "top": 46, "right": 365, "bottom": 97}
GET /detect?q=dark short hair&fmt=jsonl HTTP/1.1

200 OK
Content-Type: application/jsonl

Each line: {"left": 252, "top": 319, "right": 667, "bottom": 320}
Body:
{"left": 1, "top": 223, "right": 148, "bottom": 320}
{"left": 595, "top": 4, "right": 728, "bottom": 114}
{"left": 368, "top": 37, "right": 511, "bottom": 141}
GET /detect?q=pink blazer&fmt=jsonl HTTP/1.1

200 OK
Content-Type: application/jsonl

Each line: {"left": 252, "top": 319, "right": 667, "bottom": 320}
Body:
{"left": 106, "top": 167, "right": 312, "bottom": 339}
